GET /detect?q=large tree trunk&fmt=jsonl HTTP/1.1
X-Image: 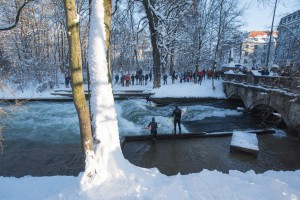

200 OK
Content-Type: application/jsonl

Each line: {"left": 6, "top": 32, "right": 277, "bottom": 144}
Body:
{"left": 64, "top": 0, "right": 93, "bottom": 153}
{"left": 142, "top": 0, "right": 161, "bottom": 88}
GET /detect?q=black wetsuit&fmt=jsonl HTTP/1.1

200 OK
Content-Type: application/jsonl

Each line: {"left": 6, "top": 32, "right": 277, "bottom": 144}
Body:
{"left": 148, "top": 121, "right": 158, "bottom": 143}
{"left": 172, "top": 108, "right": 182, "bottom": 134}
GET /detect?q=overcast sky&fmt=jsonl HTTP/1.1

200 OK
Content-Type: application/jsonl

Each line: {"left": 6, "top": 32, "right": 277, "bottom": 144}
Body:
{"left": 240, "top": 0, "right": 299, "bottom": 31}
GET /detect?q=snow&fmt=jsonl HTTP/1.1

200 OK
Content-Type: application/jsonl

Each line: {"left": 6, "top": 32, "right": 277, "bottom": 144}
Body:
{"left": 1, "top": 2, "right": 300, "bottom": 200}
{"left": 74, "top": 14, "right": 80, "bottom": 24}
{"left": 231, "top": 131, "right": 259, "bottom": 151}
{"left": 152, "top": 79, "right": 225, "bottom": 98}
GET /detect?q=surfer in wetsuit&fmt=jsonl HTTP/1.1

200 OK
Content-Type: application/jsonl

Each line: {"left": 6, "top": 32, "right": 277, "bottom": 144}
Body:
{"left": 146, "top": 93, "right": 151, "bottom": 105}
{"left": 147, "top": 117, "right": 158, "bottom": 144}
{"left": 172, "top": 105, "right": 182, "bottom": 134}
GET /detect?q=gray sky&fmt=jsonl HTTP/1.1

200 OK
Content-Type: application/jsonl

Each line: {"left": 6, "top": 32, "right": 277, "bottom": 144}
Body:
{"left": 240, "top": 0, "right": 299, "bottom": 31}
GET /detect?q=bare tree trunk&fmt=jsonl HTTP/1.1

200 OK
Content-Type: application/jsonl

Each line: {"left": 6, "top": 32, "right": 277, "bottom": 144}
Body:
{"left": 169, "top": 48, "right": 174, "bottom": 75}
{"left": 64, "top": 0, "right": 93, "bottom": 153}
{"left": 104, "top": 0, "right": 112, "bottom": 84}
{"left": 212, "top": 0, "right": 225, "bottom": 91}
{"left": 142, "top": 0, "right": 161, "bottom": 88}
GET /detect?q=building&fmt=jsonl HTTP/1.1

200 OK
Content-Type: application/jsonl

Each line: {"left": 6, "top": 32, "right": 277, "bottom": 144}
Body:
{"left": 239, "top": 31, "right": 277, "bottom": 68}
{"left": 274, "top": 10, "right": 300, "bottom": 70}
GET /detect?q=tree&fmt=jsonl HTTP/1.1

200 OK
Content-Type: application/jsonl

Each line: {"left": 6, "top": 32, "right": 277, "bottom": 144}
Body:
{"left": 0, "top": 0, "right": 35, "bottom": 31}
{"left": 142, "top": 0, "right": 161, "bottom": 88}
{"left": 64, "top": 0, "right": 93, "bottom": 153}
{"left": 104, "top": 0, "right": 113, "bottom": 84}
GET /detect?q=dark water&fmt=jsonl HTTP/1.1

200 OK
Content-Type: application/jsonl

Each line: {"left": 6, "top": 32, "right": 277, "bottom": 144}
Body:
{"left": 122, "top": 100, "right": 300, "bottom": 176}
{"left": 123, "top": 135, "right": 300, "bottom": 176}
{"left": 0, "top": 139, "right": 85, "bottom": 177}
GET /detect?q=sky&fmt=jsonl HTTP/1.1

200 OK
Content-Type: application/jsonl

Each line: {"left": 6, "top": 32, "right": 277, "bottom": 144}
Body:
{"left": 241, "top": 0, "right": 299, "bottom": 31}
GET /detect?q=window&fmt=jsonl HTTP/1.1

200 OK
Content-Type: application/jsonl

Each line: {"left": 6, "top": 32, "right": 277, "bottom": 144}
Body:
{"left": 254, "top": 45, "right": 258, "bottom": 49}
{"left": 244, "top": 59, "right": 248, "bottom": 64}
{"left": 245, "top": 45, "right": 249, "bottom": 49}
{"left": 244, "top": 52, "right": 249, "bottom": 56}
{"left": 282, "top": 18, "right": 287, "bottom": 24}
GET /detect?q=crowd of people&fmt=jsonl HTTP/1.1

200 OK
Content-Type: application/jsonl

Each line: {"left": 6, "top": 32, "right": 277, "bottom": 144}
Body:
{"left": 114, "top": 70, "right": 152, "bottom": 87}
{"left": 114, "top": 68, "right": 225, "bottom": 87}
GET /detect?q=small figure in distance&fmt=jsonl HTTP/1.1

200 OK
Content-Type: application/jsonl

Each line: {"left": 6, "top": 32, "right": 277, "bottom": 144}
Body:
{"left": 172, "top": 105, "right": 182, "bottom": 134}
{"left": 146, "top": 93, "right": 151, "bottom": 105}
{"left": 65, "top": 76, "right": 71, "bottom": 88}
{"left": 147, "top": 117, "right": 158, "bottom": 144}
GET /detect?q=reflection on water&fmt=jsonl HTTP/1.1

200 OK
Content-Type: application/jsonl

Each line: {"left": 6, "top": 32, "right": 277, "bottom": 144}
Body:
{"left": 0, "top": 139, "right": 85, "bottom": 177}
{"left": 123, "top": 134, "right": 300, "bottom": 175}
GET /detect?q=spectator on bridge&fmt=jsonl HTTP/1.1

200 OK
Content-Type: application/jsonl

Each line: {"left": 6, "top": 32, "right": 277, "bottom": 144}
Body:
{"left": 147, "top": 117, "right": 158, "bottom": 144}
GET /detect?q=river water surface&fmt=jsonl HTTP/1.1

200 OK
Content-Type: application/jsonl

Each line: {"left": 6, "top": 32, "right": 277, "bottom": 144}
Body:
{"left": 0, "top": 100, "right": 300, "bottom": 177}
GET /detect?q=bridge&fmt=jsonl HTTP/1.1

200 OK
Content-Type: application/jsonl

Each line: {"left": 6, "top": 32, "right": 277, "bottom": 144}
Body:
{"left": 223, "top": 72, "right": 300, "bottom": 137}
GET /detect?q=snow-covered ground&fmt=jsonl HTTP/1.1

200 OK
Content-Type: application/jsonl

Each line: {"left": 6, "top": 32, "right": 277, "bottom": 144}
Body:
{"left": 1, "top": 1, "right": 300, "bottom": 199}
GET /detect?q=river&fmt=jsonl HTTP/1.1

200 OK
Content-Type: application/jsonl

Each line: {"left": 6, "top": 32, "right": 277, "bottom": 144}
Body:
{"left": 0, "top": 100, "right": 299, "bottom": 177}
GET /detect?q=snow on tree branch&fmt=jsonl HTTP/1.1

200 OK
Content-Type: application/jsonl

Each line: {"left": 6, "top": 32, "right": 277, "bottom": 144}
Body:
{"left": 0, "top": 0, "right": 35, "bottom": 31}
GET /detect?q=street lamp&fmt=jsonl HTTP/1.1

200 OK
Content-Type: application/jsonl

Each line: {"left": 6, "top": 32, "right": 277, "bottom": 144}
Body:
{"left": 266, "top": 0, "right": 278, "bottom": 68}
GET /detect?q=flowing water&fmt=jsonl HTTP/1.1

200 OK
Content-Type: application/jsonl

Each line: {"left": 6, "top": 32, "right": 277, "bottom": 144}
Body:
{"left": 0, "top": 100, "right": 299, "bottom": 177}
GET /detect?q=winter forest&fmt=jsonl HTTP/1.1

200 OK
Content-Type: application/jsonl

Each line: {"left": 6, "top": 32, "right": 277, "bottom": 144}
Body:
{"left": 0, "top": 0, "right": 244, "bottom": 89}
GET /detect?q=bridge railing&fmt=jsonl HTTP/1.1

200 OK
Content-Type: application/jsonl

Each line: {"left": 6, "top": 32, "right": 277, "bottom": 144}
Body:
{"left": 224, "top": 73, "right": 300, "bottom": 94}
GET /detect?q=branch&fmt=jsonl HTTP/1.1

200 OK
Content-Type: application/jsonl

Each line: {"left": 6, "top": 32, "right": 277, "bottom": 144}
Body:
{"left": 0, "top": 0, "right": 35, "bottom": 31}
{"left": 112, "top": 0, "right": 122, "bottom": 16}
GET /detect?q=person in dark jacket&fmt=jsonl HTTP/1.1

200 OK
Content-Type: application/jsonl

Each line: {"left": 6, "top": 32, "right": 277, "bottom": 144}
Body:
{"left": 163, "top": 73, "right": 168, "bottom": 85}
{"left": 172, "top": 105, "right": 182, "bottom": 134}
{"left": 65, "top": 76, "right": 71, "bottom": 88}
{"left": 131, "top": 74, "right": 135, "bottom": 85}
{"left": 115, "top": 74, "right": 119, "bottom": 85}
{"left": 147, "top": 117, "right": 158, "bottom": 144}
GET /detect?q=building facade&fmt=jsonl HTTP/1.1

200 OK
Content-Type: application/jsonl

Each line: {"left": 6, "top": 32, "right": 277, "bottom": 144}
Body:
{"left": 240, "top": 31, "right": 277, "bottom": 68}
{"left": 274, "top": 10, "right": 300, "bottom": 70}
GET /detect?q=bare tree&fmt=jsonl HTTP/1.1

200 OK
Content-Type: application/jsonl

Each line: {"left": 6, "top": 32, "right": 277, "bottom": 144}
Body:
{"left": 64, "top": 0, "right": 93, "bottom": 153}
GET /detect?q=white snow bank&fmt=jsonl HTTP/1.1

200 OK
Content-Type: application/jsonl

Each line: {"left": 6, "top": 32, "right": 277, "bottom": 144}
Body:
{"left": 152, "top": 80, "right": 226, "bottom": 98}
{"left": 1, "top": 170, "right": 300, "bottom": 199}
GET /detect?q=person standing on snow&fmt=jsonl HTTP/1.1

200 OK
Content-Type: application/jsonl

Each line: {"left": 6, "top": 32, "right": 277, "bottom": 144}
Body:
{"left": 65, "top": 76, "right": 71, "bottom": 88}
{"left": 163, "top": 73, "right": 168, "bottom": 85}
{"left": 172, "top": 105, "right": 182, "bottom": 134}
{"left": 115, "top": 74, "right": 119, "bottom": 85}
